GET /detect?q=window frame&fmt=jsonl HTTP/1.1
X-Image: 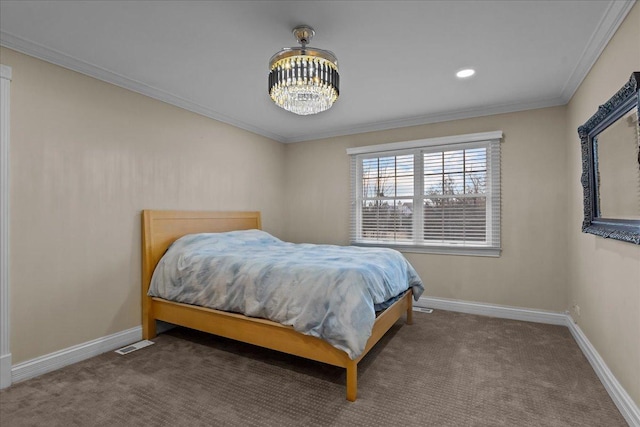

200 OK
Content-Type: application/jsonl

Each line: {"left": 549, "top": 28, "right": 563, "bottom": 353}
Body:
{"left": 348, "top": 131, "right": 502, "bottom": 257}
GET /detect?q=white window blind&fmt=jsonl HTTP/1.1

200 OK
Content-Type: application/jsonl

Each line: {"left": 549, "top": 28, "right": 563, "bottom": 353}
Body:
{"left": 348, "top": 131, "right": 502, "bottom": 256}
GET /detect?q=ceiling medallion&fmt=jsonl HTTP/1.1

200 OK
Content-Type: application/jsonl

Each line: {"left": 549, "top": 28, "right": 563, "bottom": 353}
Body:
{"left": 268, "top": 25, "right": 340, "bottom": 115}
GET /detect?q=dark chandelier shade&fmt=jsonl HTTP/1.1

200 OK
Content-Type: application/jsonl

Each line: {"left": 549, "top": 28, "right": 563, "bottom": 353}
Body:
{"left": 268, "top": 25, "right": 340, "bottom": 115}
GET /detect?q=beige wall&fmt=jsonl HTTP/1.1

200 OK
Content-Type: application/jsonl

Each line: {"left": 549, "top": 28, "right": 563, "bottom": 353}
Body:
{"left": 284, "top": 106, "right": 569, "bottom": 312}
{"left": 565, "top": 3, "right": 640, "bottom": 405}
{"left": 2, "top": 3, "right": 638, "bottom": 407}
{"left": 1, "top": 47, "right": 286, "bottom": 363}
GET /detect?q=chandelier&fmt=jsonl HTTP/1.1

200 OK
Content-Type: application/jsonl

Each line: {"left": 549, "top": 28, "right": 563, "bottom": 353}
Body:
{"left": 268, "top": 25, "right": 340, "bottom": 115}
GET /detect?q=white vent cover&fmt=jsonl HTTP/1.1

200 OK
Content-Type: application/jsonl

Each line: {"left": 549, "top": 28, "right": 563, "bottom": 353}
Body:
{"left": 115, "top": 340, "right": 154, "bottom": 355}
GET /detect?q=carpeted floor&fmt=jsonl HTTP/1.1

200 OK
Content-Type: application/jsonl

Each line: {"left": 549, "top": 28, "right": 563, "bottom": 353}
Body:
{"left": 0, "top": 311, "right": 627, "bottom": 426}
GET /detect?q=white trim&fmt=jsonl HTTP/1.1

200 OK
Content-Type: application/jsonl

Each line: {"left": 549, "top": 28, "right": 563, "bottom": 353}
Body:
{"left": 566, "top": 318, "right": 640, "bottom": 427}
{"left": 11, "top": 326, "right": 142, "bottom": 384}
{"left": 0, "top": 1, "right": 632, "bottom": 145}
{"left": 349, "top": 136, "right": 502, "bottom": 256}
{"left": 286, "top": 98, "right": 562, "bottom": 143}
{"left": 417, "top": 296, "right": 640, "bottom": 426}
{"left": 3, "top": 303, "right": 638, "bottom": 425}
{"left": 0, "top": 65, "right": 11, "bottom": 80}
{"left": 416, "top": 296, "right": 568, "bottom": 325}
{"left": 0, "top": 354, "right": 11, "bottom": 388}
{"left": 0, "top": 32, "right": 287, "bottom": 143}
{"left": 0, "top": 64, "right": 11, "bottom": 389}
{"left": 0, "top": 30, "right": 554, "bottom": 145}
{"left": 356, "top": 243, "right": 501, "bottom": 257}
{"left": 559, "top": 0, "right": 636, "bottom": 103}
{"left": 346, "top": 131, "right": 503, "bottom": 155}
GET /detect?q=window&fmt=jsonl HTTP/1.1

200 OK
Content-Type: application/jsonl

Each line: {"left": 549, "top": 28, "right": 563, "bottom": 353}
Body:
{"left": 348, "top": 131, "right": 502, "bottom": 256}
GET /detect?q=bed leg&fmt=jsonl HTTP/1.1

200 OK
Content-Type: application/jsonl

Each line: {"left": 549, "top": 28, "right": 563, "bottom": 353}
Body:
{"left": 142, "top": 298, "right": 156, "bottom": 339}
{"left": 346, "top": 361, "right": 357, "bottom": 402}
{"left": 142, "top": 317, "right": 156, "bottom": 340}
{"left": 406, "top": 293, "right": 413, "bottom": 325}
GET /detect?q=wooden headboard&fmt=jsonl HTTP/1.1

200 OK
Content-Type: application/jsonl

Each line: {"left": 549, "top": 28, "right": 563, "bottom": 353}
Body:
{"left": 141, "top": 210, "right": 261, "bottom": 326}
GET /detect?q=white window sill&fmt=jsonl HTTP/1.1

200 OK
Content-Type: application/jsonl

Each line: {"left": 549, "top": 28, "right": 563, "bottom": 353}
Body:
{"left": 351, "top": 242, "right": 501, "bottom": 257}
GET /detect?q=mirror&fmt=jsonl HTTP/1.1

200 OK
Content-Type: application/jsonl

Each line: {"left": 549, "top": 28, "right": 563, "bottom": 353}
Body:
{"left": 578, "top": 72, "right": 640, "bottom": 244}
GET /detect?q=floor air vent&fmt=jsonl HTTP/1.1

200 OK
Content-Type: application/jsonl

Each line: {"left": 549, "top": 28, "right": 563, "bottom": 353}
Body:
{"left": 115, "top": 340, "right": 155, "bottom": 355}
{"left": 413, "top": 307, "right": 434, "bottom": 314}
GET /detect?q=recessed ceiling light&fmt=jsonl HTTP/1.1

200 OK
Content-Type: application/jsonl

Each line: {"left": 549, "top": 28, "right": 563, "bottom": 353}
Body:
{"left": 456, "top": 69, "right": 476, "bottom": 79}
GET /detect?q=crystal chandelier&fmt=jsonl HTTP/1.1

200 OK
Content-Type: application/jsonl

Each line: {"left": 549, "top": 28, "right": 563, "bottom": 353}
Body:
{"left": 268, "top": 25, "right": 340, "bottom": 115}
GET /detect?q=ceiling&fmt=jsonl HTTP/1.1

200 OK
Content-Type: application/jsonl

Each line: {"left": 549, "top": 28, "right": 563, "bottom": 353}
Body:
{"left": 0, "top": 1, "right": 635, "bottom": 143}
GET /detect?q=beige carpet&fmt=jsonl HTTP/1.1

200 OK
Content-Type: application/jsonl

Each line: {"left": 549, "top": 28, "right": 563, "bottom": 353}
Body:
{"left": 0, "top": 311, "right": 627, "bottom": 426}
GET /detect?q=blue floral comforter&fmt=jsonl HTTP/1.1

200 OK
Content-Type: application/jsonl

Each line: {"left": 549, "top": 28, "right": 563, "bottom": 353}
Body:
{"left": 148, "top": 230, "right": 424, "bottom": 359}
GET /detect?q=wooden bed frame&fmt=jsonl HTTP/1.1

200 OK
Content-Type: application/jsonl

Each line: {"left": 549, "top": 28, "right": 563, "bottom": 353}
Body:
{"left": 141, "top": 210, "right": 413, "bottom": 401}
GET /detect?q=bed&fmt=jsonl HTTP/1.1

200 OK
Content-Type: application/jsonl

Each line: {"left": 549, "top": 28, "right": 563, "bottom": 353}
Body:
{"left": 141, "top": 210, "right": 421, "bottom": 401}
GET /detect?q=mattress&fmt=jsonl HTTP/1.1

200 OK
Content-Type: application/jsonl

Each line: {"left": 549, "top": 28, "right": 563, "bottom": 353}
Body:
{"left": 148, "top": 229, "right": 424, "bottom": 359}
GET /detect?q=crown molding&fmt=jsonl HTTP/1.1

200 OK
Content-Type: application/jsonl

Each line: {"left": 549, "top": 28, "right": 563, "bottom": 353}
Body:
{"left": 559, "top": 0, "right": 636, "bottom": 103}
{"left": 283, "top": 97, "right": 565, "bottom": 143}
{"left": 0, "top": 31, "right": 566, "bottom": 144}
{"left": 0, "top": 31, "right": 288, "bottom": 143}
{"left": 1, "top": 0, "right": 634, "bottom": 144}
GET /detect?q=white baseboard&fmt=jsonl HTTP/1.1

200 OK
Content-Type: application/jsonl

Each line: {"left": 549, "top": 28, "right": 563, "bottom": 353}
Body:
{"left": 566, "top": 317, "right": 640, "bottom": 427}
{"left": 416, "top": 296, "right": 569, "bottom": 325}
{"left": 417, "top": 296, "right": 639, "bottom": 427}
{"left": 5, "top": 304, "right": 639, "bottom": 426}
{"left": 0, "top": 352, "right": 11, "bottom": 388}
{"left": 11, "top": 326, "right": 141, "bottom": 384}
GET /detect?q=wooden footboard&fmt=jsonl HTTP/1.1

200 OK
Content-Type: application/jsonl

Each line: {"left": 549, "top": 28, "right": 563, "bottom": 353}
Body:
{"left": 141, "top": 210, "right": 413, "bottom": 401}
